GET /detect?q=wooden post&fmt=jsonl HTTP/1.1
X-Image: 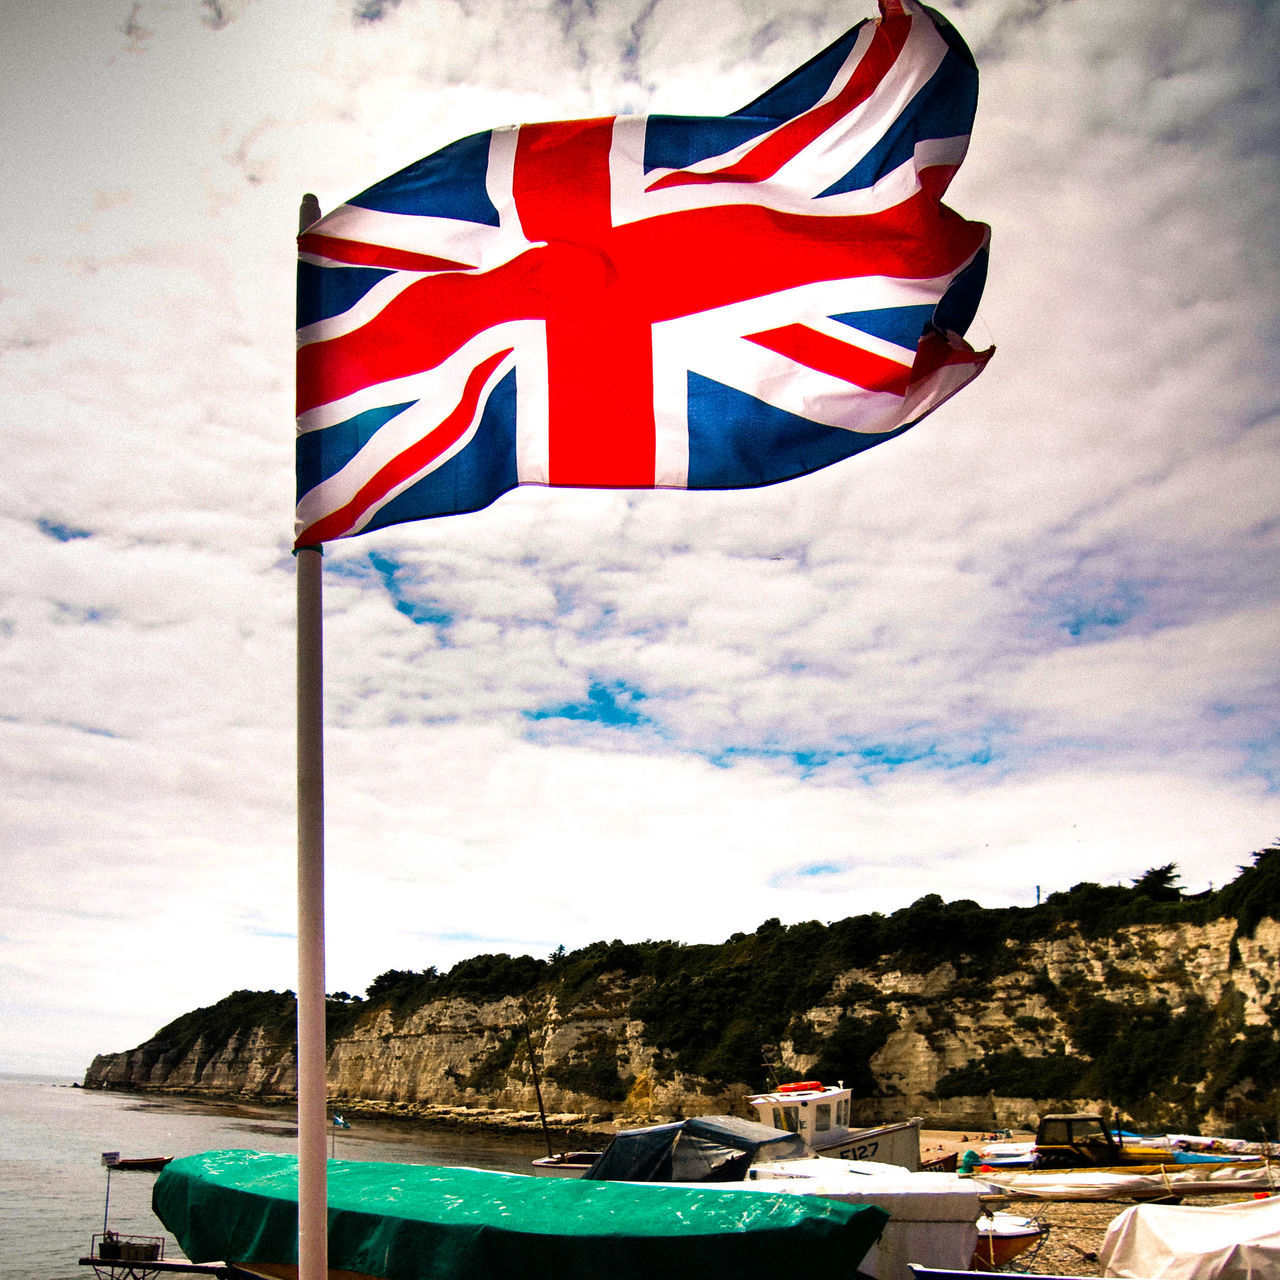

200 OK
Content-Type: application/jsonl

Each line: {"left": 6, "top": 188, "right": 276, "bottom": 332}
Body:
{"left": 296, "top": 192, "right": 327, "bottom": 1280}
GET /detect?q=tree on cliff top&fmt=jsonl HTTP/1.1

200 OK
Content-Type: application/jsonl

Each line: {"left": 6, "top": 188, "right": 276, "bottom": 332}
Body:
{"left": 1131, "top": 864, "right": 1182, "bottom": 902}
{"left": 1214, "top": 845, "right": 1280, "bottom": 937}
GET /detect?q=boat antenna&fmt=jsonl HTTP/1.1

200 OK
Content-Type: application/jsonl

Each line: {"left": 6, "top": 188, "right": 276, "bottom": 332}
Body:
{"left": 760, "top": 1050, "right": 781, "bottom": 1091}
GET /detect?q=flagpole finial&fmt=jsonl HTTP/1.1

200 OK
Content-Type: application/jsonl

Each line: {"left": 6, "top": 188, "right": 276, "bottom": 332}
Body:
{"left": 299, "top": 194, "right": 322, "bottom": 234}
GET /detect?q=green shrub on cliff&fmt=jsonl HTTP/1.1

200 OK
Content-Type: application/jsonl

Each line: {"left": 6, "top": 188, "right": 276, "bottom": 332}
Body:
{"left": 936, "top": 1047, "right": 1082, "bottom": 1098}
{"left": 1214, "top": 847, "right": 1280, "bottom": 938}
{"left": 150, "top": 989, "right": 296, "bottom": 1056}
{"left": 544, "top": 1031, "right": 629, "bottom": 1101}
{"left": 809, "top": 1012, "right": 899, "bottom": 1093}
{"left": 363, "top": 955, "right": 549, "bottom": 1018}
{"left": 627, "top": 920, "right": 838, "bottom": 1085}
{"left": 362, "top": 968, "right": 438, "bottom": 1019}
{"left": 1069, "top": 994, "right": 1233, "bottom": 1111}
{"left": 438, "top": 953, "right": 548, "bottom": 1001}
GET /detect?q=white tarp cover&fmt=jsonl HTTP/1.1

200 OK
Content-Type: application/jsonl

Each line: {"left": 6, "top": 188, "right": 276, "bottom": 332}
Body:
{"left": 985, "top": 1161, "right": 1275, "bottom": 1200}
{"left": 747, "top": 1162, "right": 984, "bottom": 1219}
{"left": 1101, "top": 1194, "right": 1280, "bottom": 1278}
{"left": 676, "top": 1169, "right": 983, "bottom": 1280}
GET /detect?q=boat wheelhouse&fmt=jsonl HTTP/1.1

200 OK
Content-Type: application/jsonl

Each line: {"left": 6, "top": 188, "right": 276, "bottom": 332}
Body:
{"left": 747, "top": 1080, "right": 922, "bottom": 1169}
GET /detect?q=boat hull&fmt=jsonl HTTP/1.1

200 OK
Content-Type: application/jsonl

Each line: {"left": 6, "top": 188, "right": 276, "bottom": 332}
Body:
{"left": 971, "top": 1212, "right": 1043, "bottom": 1271}
{"left": 530, "top": 1151, "right": 601, "bottom": 1177}
{"left": 811, "top": 1119, "right": 922, "bottom": 1170}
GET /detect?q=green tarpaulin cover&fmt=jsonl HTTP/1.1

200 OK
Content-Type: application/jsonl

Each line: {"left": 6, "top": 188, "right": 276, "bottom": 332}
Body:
{"left": 153, "top": 1149, "right": 887, "bottom": 1280}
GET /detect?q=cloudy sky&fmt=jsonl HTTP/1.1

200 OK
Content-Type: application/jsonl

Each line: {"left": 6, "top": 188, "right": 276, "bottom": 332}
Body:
{"left": 3, "top": 0, "right": 1278, "bottom": 1076}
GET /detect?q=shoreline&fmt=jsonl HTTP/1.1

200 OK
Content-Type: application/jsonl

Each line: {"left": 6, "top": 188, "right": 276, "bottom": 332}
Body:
{"left": 83, "top": 1083, "right": 621, "bottom": 1141}
{"left": 86, "top": 1083, "right": 1036, "bottom": 1151}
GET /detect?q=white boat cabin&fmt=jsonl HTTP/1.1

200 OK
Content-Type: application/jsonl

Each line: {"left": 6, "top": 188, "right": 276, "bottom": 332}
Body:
{"left": 750, "top": 1080, "right": 851, "bottom": 1144}
{"left": 748, "top": 1080, "right": 921, "bottom": 1170}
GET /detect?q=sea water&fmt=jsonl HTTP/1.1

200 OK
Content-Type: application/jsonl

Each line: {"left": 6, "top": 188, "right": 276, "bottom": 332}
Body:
{"left": 0, "top": 1073, "right": 554, "bottom": 1279}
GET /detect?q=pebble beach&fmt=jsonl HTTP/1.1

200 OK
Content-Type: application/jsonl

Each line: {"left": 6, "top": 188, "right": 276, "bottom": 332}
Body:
{"left": 922, "top": 1128, "right": 1268, "bottom": 1276}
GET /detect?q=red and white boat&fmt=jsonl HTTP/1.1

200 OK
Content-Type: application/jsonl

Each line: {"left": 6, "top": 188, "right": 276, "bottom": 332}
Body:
{"left": 972, "top": 1211, "right": 1045, "bottom": 1270}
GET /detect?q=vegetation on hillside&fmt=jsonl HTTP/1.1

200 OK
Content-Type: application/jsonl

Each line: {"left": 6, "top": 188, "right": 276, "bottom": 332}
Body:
{"left": 126, "top": 845, "right": 1280, "bottom": 1133}
{"left": 147, "top": 988, "right": 297, "bottom": 1059}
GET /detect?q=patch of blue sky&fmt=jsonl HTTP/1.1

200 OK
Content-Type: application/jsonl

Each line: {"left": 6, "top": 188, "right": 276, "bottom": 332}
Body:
{"left": 1049, "top": 581, "right": 1145, "bottom": 638}
{"left": 767, "top": 861, "right": 850, "bottom": 890}
{"left": 327, "top": 550, "right": 453, "bottom": 627}
{"left": 1243, "top": 730, "right": 1280, "bottom": 791}
{"left": 521, "top": 686, "right": 1009, "bottom": 775}
{"left": 418, "top": 929, "right": 560, "bottom": 954}
{"left": 547, "top": 582, "right": 619, "bottom": 635}
{"left": 794, "top": 862, "right": 844, "bottom": 879}
{"left": 37, "top": 518, "right": 91, "bottom": 541}
{"left": 524, "top": 679, "right": 651, "bottom": 729}
{"left": 708, "top": 732, "right": 1005, "bottom": 776}
{"left": 706, "top": 745, "right": 835, "bottom": 772}
{"left": 54, "top": 603, "right": 110, "bottom": 625}
{"left": 26, "top": 901, "right": 122, "bottom": 923}
{"left": 62, "top": 721, "right": 120, "bottom": 739}
{"left": 321, "top": 556, "right": 371, "bottom": 579}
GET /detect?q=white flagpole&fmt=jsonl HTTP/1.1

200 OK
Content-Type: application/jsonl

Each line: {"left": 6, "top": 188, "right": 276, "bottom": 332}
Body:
{"left": 296, "top": 192, "right": 328, "bottom": 1280}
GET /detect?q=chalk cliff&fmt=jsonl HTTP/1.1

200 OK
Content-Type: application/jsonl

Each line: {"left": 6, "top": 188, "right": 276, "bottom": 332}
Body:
{"left": 85, "top": 879, "right": 1280, "bottom": 1136}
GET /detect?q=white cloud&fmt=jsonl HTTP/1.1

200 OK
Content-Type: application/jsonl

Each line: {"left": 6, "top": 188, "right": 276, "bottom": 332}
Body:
{"left": 2, "top": 0, "right": 1278, "bottom": 1075}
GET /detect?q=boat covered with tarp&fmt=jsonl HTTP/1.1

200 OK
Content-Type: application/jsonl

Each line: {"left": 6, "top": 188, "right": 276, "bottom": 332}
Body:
{"left": 1099, "top": 1193, "right": 1280, "bottom": 1278}
{"left": 153, "top": 1149, "right": 888, "bottom": 1280}
{"left": 582, "top": 1114, "right": 809, "bottom": 1182}
{"left": 979, "top": 1159, "right": 1278, "bottom": 1201}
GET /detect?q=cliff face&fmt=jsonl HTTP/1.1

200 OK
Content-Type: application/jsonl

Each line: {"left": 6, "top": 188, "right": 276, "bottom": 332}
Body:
{"left": 86, "top": 1022, "right": 297, "bottom": 1098}
{"left": 823, "top": 916, "right": 1280, "bottom": 1127}
{"left": 84, "top": 911, "right": 1280, "bottom": 1134}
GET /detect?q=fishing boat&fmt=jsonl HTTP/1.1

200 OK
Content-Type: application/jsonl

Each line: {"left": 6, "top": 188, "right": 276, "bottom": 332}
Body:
{"left": 105, "top": 1155, "right": 174, "bottom": 1172}
{"left": 582, "top": 1114, "right": 809, "bottom": 1181}
{"left": 151, "top": 1149, "right": 889, "bottom": 1280}
{"left": 747, "top": 1080, "right": 922, "bottom": 1169}
{"left": 532, "top": 1081, "right": 919, "bottom": 1177}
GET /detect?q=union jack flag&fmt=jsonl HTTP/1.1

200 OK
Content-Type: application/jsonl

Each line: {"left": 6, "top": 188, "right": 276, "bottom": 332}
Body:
{"left": 296, "top": 0, "right": 992, "bottom": 546}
